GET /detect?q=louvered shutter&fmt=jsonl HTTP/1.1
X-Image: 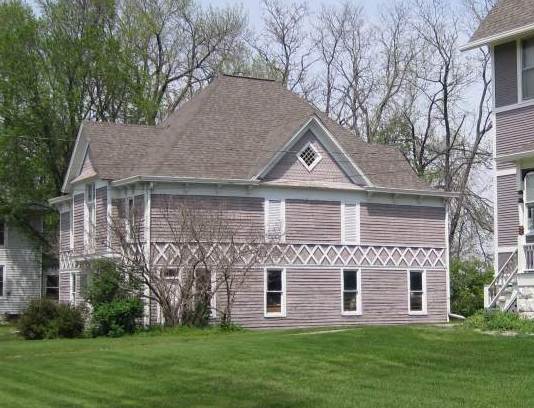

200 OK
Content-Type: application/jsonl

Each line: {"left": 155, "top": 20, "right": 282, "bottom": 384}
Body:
{"left": 343, "top": 203, "right": 359, "bottom": 243}
{"left": 266, "top": 200, "right": 282, "bottom": 241}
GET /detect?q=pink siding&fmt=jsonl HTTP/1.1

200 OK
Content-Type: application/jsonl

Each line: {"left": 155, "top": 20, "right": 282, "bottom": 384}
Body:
{"left": 497, "top": 174, "right": 518, "bottom": 247}
{"left": 496, "top": 104, "right": 534, "bottom": 157}
{"left": 59, "top": 211, "right": 71, "bottom": 252}
{"left": 263, "top": 130, "right": 354, "bottom": 185}
{"left": 285, "top": 199, "right": 341, "bottom": 243}
{"left": 78, "top": 148, "right": 96, "bottom": 179}
{"left": 361, "top": 203, "right": 446, "bottom": 247}
{"left": 150, "top": 195, "right": 264, "bottom": 242}
{"left": 95, "top": 187, "right": 107, "bottom": 251}
{"left": 225, "top": 267, "right": 448, "bottom": 329}
{"left": 73, "top": 194, "right": 84, "bottom": 254}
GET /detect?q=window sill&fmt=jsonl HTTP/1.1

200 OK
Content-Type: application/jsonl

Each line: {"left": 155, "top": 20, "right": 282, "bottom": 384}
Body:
{"left": 408, "top": 311, "right": 428, "bottom": 316}
{"left": 264, "top": 313, "right": 286, "bottom": 318}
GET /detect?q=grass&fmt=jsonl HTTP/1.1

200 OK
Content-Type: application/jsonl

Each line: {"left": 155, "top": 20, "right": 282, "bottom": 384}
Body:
{"left": 1, "top": 324, "right": 533, "bottom": 408}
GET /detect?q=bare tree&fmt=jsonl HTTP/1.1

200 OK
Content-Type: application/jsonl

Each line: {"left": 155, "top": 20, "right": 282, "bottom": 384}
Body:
{"left": 107, "top": 196, "right": 267, "bottom": 327}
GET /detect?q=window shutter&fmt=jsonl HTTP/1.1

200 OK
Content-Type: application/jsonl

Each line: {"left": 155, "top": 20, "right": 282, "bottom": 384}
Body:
{"left": 343, "top": 203, "right": 359, "bottom": 244}
{"left": 266, "top": 200, "right": 282, "bottom": 241}
{"left": 526, "top": 173, "right": 534, "bottom": 203}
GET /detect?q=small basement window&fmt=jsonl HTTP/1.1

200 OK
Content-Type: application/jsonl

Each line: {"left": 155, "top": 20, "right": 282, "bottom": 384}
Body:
{"left": 298, "top": 143, "right": 321, "bottom": 171}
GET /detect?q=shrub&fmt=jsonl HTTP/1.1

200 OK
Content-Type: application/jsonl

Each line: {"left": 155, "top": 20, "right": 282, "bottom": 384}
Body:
{"left": 450, "top": 258, "right": 494, "bottom": 317}
{"left": 87, "top": 260, "right": 144, "bottom": 337}
{"left": 18, "top": 299, "right": 85, "bottom": 340}
{"left": 91, "top": 298, "right": 144, "bottom": 337}
{"left": 465, "top": 309, "right": 534, "bottom": 334}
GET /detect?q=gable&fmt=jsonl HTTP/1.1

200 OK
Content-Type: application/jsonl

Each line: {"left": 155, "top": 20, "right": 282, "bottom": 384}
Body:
{"left": 71, "top": 147, "right": 97, "bottom": 184}
{"left": 263, "top": 130, "right": 355, "bottom": 185}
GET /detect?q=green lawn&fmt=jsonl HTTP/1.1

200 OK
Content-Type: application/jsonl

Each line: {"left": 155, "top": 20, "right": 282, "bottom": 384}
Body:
{"left": 0, "top": 324, "right": 533, "bottom": 408}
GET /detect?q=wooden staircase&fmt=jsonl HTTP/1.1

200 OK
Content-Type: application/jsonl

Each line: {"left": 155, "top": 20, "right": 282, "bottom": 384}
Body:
{"left": 485, "top": 250, "right": 518, "bottom": 312}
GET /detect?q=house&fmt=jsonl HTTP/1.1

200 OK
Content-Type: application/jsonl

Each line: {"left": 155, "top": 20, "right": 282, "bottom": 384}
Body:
{"left": 0, "top": 217, "right": 49, "bottom": 317}
{"left": 49, "top": 74, "right": 453, "bottom": 328}
{"left": 463, "top": 0, "right": 534, "bottom": 317}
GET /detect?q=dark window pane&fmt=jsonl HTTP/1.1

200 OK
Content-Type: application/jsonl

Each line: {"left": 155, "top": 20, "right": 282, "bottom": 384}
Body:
{"left": 524, "top": 39, "right": 534, "bottom": 68}
{"left": 344, "top": 270, "right": 357, "bottom": 291}
{"left": 46, "top": 287, "right": 59, "bottom": 300}
{"left": 0, "top": 266, "right": 3, "bottom": 296}
{"left": 266, "top": 292, "right": 281, "bottom": 313}
{"left": 343, "top": 292, "right": 357, "bottom": 312}
{"left": 267, "top": 270, "right": 282, "bottom": 291}
{"left": 0, "top": 221, "right": 4, "bottom": 246}
{"left": 410, "top": 271, "right": 423, "bottom": 291}
{"left": 524, "top": 68, "right": 534, "bottom": 99}
{"left": 46, "top": 275, "right": 59, "bottom": 288}
{"left": 410, "top": 292, "right": 423, "bottom": 311}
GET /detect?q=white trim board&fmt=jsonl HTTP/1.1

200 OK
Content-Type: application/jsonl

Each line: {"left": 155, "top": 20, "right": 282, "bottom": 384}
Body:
{"left": 460, "top": 23, "right": 534, "bottom": 51}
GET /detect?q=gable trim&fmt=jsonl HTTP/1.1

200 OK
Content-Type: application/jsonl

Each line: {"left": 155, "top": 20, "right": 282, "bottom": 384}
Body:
{"left": 61, "top": 122, "right": 88, "bottom": 194}
{"left": 254, "top": 116, "right": 373, "bottom": 186}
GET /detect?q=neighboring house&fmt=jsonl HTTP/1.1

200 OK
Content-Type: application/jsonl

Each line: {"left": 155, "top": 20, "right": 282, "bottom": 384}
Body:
{"left": 50, "top": 74, "right": 453, "bottom": 328}
{"left": 0, "top": 218, "right": 49, "bottom": 317}
{"left": 463, "top": 0, "right": 534, "bottom": 317}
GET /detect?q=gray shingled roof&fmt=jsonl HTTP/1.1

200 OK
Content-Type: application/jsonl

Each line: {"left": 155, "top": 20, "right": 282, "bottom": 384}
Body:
{"left": 469, "top": 0, "right": 534, "bottom": 44}
{"left": 81, "top": 74, "right": 431, "bottom": 191}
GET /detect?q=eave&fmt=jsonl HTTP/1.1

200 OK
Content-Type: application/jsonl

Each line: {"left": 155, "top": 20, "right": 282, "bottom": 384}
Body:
{"left": 461, "top": 23, "right": 534, "bottom": 51}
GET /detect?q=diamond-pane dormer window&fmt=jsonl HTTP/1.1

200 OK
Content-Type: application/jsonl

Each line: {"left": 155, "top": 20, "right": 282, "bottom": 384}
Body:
{"left": 298, "top": 143, "right": 321, "bottom": 171}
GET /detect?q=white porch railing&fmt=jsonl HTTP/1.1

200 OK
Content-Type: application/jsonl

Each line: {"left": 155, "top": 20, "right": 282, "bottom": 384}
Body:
{"left": 525, "top": 244, "right": 534, "bottom": 272}
{"left": 485, "top": 250, "right": 518, "bottom": 309}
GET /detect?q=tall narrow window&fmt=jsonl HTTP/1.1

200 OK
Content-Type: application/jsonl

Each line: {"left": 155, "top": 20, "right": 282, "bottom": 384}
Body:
{"left": 0, "top": 221, "right": 4, "bottom": 247}
{"left": 523, "top": 38, "right": 534, "bottom": 100}
{"left": 525, "top": 173, "right": 534, "bottom": 233}
{"left": 408, "top": 270, "right": 426, "bottom": 314}
{"left": 85, "top": 183, "right": 96, "bottom": 251}
{"left": 265, "top": 269, "right": 285, "bottom": 317}
{"left": 0, "top": 266, "right": 5, "bottom": 297}
{"left": 70, "top": 272, "right": 77, "bottom": 304}
{"left": 45, "top": 275, "right": 59, "bottom": 300}
{"left": 342, "top": 269, "right": 361, "bottom": 314}
{"left": 342, "top": 203, "right": 359, "bottom": 244}
{"left": 265, "top": 199, "right": 284, "bottom": 242}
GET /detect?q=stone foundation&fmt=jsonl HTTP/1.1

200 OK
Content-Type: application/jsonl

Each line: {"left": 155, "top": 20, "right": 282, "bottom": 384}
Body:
{"left": 517, "top": 273, "right": 534, "bottom": 319}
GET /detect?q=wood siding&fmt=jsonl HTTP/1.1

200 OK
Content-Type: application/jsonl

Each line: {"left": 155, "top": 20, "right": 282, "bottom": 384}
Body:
{"left": 496, "top": 104, "right": 534, "bottom": 157}
{"left": 150, "top": 195, "right": 264, "bottom": 242}
{"left": 225, "top": 267, "right": 447, "bottom": 328}
{"left": 95, "top": 187, "right": 107, "bottom": 251}
{"left": 73, "top": 194, "right": 84, "bottom": 253}
{"left": 494, "top": 41, "right": 518, "bottom": 108}
{"left": 360, "top": 203, "right": 446, "bottom": 247}
{"left": 497, "top": 174, "right": 518, "bottom": 247}
{"left": 263, "top": 130, "right": 354, "bottom": 185}
{"left": 497, "top": 252, "right": 513, "bottom": 271}
{"left": 285, "top": 199, "right": 341, "bottom": 243}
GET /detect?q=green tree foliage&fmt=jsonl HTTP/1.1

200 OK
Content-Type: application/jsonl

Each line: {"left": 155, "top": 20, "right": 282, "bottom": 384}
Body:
{"left": 450, "top": 258, "right": 493, "bottom": 317}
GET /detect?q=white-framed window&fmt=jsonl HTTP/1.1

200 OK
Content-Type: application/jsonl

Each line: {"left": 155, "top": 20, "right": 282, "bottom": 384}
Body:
{"left": 408, "top": 270, "right": 427, "bottom": 315}
{"left": 522, "top": 38, "right": 534, "bottom": 100}
{"left": 0, "top": 266, "right": 5, "bottom": 297}
{"left": 264, "top": 268, "right": 286, "bottom": 317}
{"left": 341, "top": 202, "right": 360, "bottom": 244}
{"left": 297, "top": 142, "right": 322, "bottom": 171}
{"left": 45, "top": 274, "right": 59, "bottom": 300}
{"left": 70, "top": 198, "right": 75, "bottom": 250}
{"left": 341, "top": 269, "right": 361, "bottom": 315}
{"left": 70, "top": 272, "right": 77, "bottom": 304}
{"left": 265, "top": 199, "right": 285, "bottom": 242}
{"left": 525, "top": 172, "right": 534, "bottom": 234}
{"left": 85, "top": 183, "right": 96, "bottom": 251}
{"left": 126, "top": 196, "right": 135, "bottom": 241}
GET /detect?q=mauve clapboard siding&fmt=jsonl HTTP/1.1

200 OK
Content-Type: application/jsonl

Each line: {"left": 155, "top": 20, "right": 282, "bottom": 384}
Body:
{"left": 151, "top": 195, "right": 264, "bottom": 242}
{"left": 494, "top": 41, "right": 518, "bottom": 108}
{"left": 263, "top": 130, "right": 354, "bottom": 184}
{"left": 95, "top": 187, "right": 107, "bottom": 251}
{"left": 497, "top": 252, "right": 513, "bottom": 271}
{"left": 59, "top": 211, "right": 71, "bottom": 252}
{"left": 225, "top": 267, "right": 447, "bottom": 328}
{"left": 360, "top": 203, "right": 445, "bottom": 247}
{"left": 73, "top": 194, "right": 84, "bottom": 253}
{"left": 496, "top": 104, "right": 534, "bottom": 157}
{"left": 285, "top": 199, "right": 341, "bottom": 243}
{"left": 497, "top": 174, "right": 518, "bottom": 246}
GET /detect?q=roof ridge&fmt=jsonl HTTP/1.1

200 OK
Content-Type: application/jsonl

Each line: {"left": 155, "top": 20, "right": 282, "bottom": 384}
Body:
{"left": 84, "top": 120, "right": 158, "bottom": 130}
{"left": 221, "top": 73, "right": 277, "bottom": 82}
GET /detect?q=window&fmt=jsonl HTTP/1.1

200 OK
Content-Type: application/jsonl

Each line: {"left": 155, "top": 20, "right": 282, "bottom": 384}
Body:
{"left": 45, "top": 275, "right": 59, "bottom": 300}
{"left": 341, "top": 269, "right": 361, "bottom": 315}
{"left": 265, "top": 269, "right": 285, "bottom": 317}
{"left": 85, "top": 183, "right": 96, "bottom": 251}
{"left": 70, "top": 272, "right": 77, "bottom": 304}
{"left": 0, "top": 266, "right": 5, "bottom": 297}
{"left": 265, "top": 199, "right": 285, "bottom": 242}
{"left": 0, "top": 221, "right": 4, "bottom": 247}
{"left": 408, "top": 270, "right": 427, "bottom": 314}
{"left": 297, "top": 142, "right": 322, "bottom": 171}
{"left": 162, "top": 267, "right": 179, "bottom": 280}
{"left": 523, "top": 38, "right": 534, "bottom": 100}
{"left": 342, "top": 203, "right": 360, "bottom": 244}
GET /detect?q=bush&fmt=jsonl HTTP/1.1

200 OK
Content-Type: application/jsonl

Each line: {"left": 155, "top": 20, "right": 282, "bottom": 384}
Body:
{"left": 450, "top": 258, "right": 494, "bottom": 317}
{"left": 18, "top": 299, "right": 85, "bottom": 340}
{"left": 87, "top": 260, "right": 144, "bottom": 337}
{"left": 91, "top": 298, "right": 144, "bottom": 337}
{"left": 465, "top": 309, "right": 534, "bottom": 333}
